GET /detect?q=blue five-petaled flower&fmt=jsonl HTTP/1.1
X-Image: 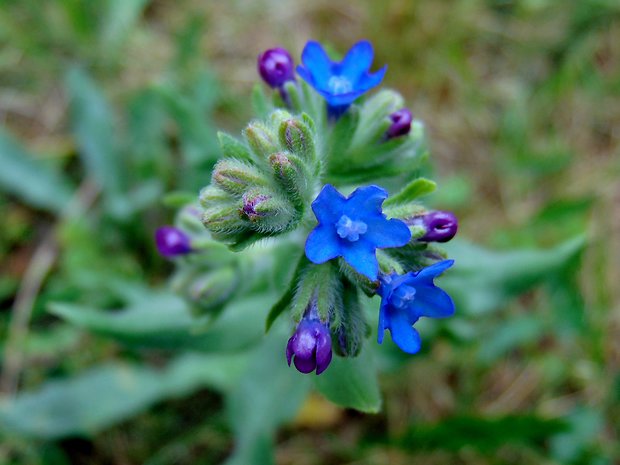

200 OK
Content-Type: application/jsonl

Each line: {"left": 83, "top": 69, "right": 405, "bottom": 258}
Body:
{"left": 305, "top": 184, "right": 411, "bottom": 281}
{"left": 296, "top": 40, "right": 386, "bottom": 117}
{"left": 377, "top": 260, "right": 455, "bottom": 354}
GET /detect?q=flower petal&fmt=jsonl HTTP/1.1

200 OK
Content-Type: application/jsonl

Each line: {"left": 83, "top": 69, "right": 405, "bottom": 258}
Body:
{"left": 305, "top": 225, "right": 341, "bottom": 264}
{"left": 365, "top": 217, "right": 411, "bottom": 249}
{"left": 315, "top": 333, "right": 333, "bottom": 375}
{"left": 293, "top": 355, "right": 317, "bottom": 374}
{"left": 300, "top": 41, "right": 333, "bottom": 87}
{"left": 341, "top": 238, "right": 379, "bottom": 280}
{"left": 311, "top": 184, "right": 347, "bottom": 224}
{"left": 340, "top": 40, "right": 375, "bottom": 79}
{"left": 410, "top": 284, "right": 455, "bottom": 318}
{"left": 415, "top": 259, "right": 454, "bottom": 283}
{"left": 314, "top": 89, "right": 366, "bottom": 107}
{"left": 357, "top": 66, "right": 387, "bottom": 91}
{"left": 345, "top": 185, "right": 388, "bottom": 218}
{"left": 386, "top": 307, "right": 422, "bottom": 354}
{"left": 296, "top": 65, "right": 316, "bottom": 87}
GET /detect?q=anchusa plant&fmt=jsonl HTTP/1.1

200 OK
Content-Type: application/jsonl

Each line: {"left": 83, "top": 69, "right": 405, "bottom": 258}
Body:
{"left": 157, "top": 40, "right": 459, "bottom": 375}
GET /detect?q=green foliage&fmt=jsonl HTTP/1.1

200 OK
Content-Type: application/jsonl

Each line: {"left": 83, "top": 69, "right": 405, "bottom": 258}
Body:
{"left": 0, "top": 130, "right": 74, "bottom": 213}
{"left": 0, "top": 353, "right": 247, "bottom": 439}
{"left": 314, "top": 345, "right": 381, "bottom": 413}
{"left": 0, "top": 1, "right": 616, "bottom": 464}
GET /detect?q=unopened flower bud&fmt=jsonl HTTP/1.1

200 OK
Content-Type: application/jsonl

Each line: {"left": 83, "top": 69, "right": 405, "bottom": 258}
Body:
{"left": 241, "top": 192, "right": 270, "bottom": 221}
{"left": 243, "top": 122, "right": 279, "bottom": 160}
{"left": 155, "top": 226, "right": 192, "bottom": 258}
{"left": 212, "top": 159, "right": 268, "bottom": 197}
{"left": 286, "top": 317, "right": 332, "bottom": 375}
{"left": 278, "top": 119, "right": 316, "bottom": 164}
{"left": 257, "top": 48, "right": 295, "bottom": 89}
{"left": 386, "top": 108, "right": 413, "bottom": 139}
{"left": 411, "top": 211, "right": 458, "bottom": 243}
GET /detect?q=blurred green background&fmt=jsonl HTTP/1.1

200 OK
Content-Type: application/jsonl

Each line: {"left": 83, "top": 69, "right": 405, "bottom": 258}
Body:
{"left": 0, "top": 0, "right": 619, "bottom": 464}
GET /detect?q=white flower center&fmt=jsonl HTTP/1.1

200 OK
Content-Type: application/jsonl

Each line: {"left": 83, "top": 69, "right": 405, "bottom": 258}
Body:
{"left": 328, "top": 76, "right": 353, "bottom": 95}
{"left": 336, "top": 215, "right": 367, "bottom": 242}
{"left": 391, "top": 285, "right": 416, "bottom": 309}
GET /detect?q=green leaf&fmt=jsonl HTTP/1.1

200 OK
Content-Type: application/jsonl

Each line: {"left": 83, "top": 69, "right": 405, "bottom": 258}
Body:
{"left": 100, "top": 0, "right": 149, "bottom": 50}
{"left": 225, "top": 326, "right": 311, "bottom": 465}
{"left": 477, "top": 315, "right": 545, "bottom": 363}
{"left": 384, "top": 177, "right": 437, "bottom": 206}
{"left": 550, "top": 406, "right": 604, "bottom": 463}
{"left": 314, "top": 345, "right": 381, "bottom": 413}
{"left": 49, "top": 291, "right": 276, "bottom": 352}
{"left": 0, "top": 129, "right": 74, "bottom": 213}
{"left": 442, "top": 236, "right": 586, "bottom": 315}
{"left": 0, "top": 352, "right": 248, "bottom": 439}
{"left": 65, "top": 67, "right": 125, "bottom": 214}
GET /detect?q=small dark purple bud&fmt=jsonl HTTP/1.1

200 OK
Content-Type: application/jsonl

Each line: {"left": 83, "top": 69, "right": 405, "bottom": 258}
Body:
{"left": 241, "top": 192, "right": 270, "bottom": 221}
{"left": 417, "top": 211, "right": 458, "bottom": 243}
{"left": 386, "top": 108, "right": 413, "bottom": 139}
{"left": 286, "top": 319, "right": 333, "bottom": 375}
{"left": 257, "top": 47, "right": 296, "bottom": 88}
{"left": 155, "top": 226, "right": 193, "bottom": 258}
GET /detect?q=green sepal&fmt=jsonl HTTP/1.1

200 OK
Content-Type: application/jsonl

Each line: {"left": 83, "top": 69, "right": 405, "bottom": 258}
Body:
{"left": 217, "top": 131, "right": 252, "bottom": 161}
{"left": 337, "top": 258, "right": 379, "bottom": 298}
{"left": 383, "top": 202, "right": 427, "bottom": 223}
{"left": 240, "top": 187, "right": 298, "bottom": 234}
{"left": 278, "top": 117, "right": 317, "bottom": 166}
{"left": 243, "top": 121, "right": 279, "bottom": 162}
{"left": 201, "top": 201, "right": 247, "bottom": 239}
{"left": 211, "top": 158, "right": 269, "bottom": 197}
{"left": 333, "top": 280, "right": 368, "bottom": 358}
{"left": 199, "top": 185, "right": 229, "bottom": 205}
{"left": 171, "top": 266, "right": 239, "bottom": 316}
{"left": 350, "top": 89, "right": 404, "bottom": 150}
{"left": 377, "top": 250, "right": 405, "bottom": 276}
{"left": 175, "top": 204, "right": 206, "bottom": 234}
{"left": 325, "top": 106, "right": 360, "bottom": 171}
{"left": 384, "top": 177, "right": 437, "bottom": 207}
{"left": 326, "top": 121, "right": 428, "bottom": 183}
{"left": 268, "top": 151, "right": 312, "bottom": 209}
{"left": 291, "top": 262, "right": 341, "bottom": 324}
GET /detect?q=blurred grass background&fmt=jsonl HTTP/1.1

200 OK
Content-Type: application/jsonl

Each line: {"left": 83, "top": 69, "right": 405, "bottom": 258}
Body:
{"left": 0, "top": 0, "right": 619, "bottom": 464}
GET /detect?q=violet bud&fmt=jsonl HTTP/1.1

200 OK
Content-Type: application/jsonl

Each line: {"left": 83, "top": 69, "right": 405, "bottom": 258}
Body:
{"left": 257, "top": 47, "right": 296, "bottom": 88}
{"left": 155, "top": 226, "right": 193, "bottom": 258}
{"left": 386, "top": 108, "right": 413, "bottom": 139}
{"left": 241, "top": 192, "right": 270, "bottom": 221}
{"left": 286, "top": 318, "right": 333, "bottom": 375}
{"left": 417, "top": 211, "right": 458, "bottom": 243}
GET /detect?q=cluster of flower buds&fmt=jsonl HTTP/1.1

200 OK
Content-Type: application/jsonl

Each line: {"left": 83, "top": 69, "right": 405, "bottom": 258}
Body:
{"left": 199, "top": 110, "right": 319, "bottom": 250}
{"left": 158, "top": 39, "right": 460, "bottom": 375}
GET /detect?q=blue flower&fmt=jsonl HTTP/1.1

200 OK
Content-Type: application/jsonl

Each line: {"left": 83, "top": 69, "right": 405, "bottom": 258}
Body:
{"left": 377, "top": 260, "right": 455, "bottom": 353}
{"left": 296, "top": 40, "right": 386, "bottom": 116}
{"left": 305, "top": 184, "right": 411, "bottom": 281}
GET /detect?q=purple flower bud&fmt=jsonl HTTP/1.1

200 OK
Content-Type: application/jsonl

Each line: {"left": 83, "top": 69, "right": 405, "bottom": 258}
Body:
{"left": 416, "top": 211, "right": 458, "bottom": 243}
{"left": 155, "top": 226, "right": 193, "bottom": 258}
{"left": 257, "top": 47, "right": 296, "bottom": 88}
{"left": 386, "top": 108, "right": 413, "bottom": 139}
{"left": 286, "top": 318, "right": 332, "bottom": 375}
